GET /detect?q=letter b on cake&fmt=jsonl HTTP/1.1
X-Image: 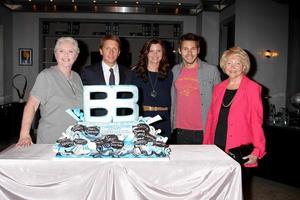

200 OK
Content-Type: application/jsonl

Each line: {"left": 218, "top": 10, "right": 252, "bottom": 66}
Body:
{"left": 84, "top": 85, "right": 139, "bottom": 122}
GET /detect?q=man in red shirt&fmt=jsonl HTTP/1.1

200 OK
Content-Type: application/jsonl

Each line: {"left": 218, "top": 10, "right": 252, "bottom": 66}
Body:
{"left": 170, "top": 33, "right": 220, "bottom": 144}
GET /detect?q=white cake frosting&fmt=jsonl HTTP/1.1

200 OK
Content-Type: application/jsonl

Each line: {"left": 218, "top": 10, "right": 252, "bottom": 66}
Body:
{"left": 53, "top": 85, "right": 171, "bottom": 158}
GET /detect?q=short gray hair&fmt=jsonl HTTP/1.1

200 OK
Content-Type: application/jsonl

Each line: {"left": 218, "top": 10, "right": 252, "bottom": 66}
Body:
{"left": 54, "top": 37, "right": 80, "bottom": 54}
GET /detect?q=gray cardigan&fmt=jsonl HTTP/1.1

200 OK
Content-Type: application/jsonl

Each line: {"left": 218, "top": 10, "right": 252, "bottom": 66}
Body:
{"left": 170, "top": 59, "right": 221, "bottom": 132}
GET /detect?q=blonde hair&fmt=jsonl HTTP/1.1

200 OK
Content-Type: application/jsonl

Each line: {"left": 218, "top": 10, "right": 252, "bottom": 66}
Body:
{"left": 219, "top": 46, "right": 250, "bottom": 74}
{"left": 54, "top": 37, "right": 80, "bottom": 54}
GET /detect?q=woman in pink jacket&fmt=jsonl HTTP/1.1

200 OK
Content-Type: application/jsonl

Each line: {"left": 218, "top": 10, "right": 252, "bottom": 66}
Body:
{"left": 203, "top": 46, "right": 266, "bottom": 168}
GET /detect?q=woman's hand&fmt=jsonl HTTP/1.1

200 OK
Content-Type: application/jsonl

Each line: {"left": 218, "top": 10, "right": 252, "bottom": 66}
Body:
{"left": 243, "top": 154, "right": 258, "bottom": 165}
{"left": 16, "top": 135, "right": 33, "bottom": 147}
{"left": 16, "top": 95, "right": 39, "bottom": 148}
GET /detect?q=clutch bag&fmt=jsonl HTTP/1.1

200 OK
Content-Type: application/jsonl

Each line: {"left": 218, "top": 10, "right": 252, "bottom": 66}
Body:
{"left": 228, "top": 144, "right": 254, "bottom": 164}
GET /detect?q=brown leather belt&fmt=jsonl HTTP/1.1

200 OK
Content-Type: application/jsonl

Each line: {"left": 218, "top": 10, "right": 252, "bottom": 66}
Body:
{"left": 143, "top": 106, "right": 168, "bottom": 111}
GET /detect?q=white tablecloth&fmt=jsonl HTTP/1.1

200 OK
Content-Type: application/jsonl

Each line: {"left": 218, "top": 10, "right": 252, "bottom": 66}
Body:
{"left": 0, "top": 145, "right": 242, "bottom": 200}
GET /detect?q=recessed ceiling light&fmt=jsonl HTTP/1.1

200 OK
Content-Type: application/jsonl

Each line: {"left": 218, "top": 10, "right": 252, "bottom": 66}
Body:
{"left": 157, "top": 2, "right": 160, "bottom": 5}
{"left": 136, "top": 1, "right": 140, "bottom": 5}
{"left": 178, "top": 3, "right": 181, "bottom": 6}
{"left": 114, "top": 1, "right": 118, "bottom": 4}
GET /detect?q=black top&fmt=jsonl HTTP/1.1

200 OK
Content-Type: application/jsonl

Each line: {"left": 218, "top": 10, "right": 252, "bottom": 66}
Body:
{"left": 214, "top": 89, "right": 237, "bottom": 150}
{"left": 131, "top": 70, "right": 173, "bottom": 138}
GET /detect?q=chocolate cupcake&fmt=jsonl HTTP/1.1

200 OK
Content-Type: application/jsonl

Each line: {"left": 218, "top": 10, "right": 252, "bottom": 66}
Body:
{"left": 85, "top": 126, "right": 100, "bottom": 136}
{"left": 111, "top": 140, "right": 124, "bottom": 149}
{"left": 134, "top": 139, "right": 148, "bottom": 146}
{"left": 104, "top": 135, "right": 119, "bottom": 142}
{"left": 145, "top": 133, "right": 156, "bottom": 142}
{"left": 71, "top": 124, "right": 87, "bottom": 132}
{"left": 153, "top": 141, "right": 166, "bottom": 147}
{"left": 57, "top": 138, "right": 74, "bottom": 148}
{"left": 73, "top": 138, "right": 88, "bottom": 145}
{"left": 133, "top": 123, "right": 150, "bottom": 133}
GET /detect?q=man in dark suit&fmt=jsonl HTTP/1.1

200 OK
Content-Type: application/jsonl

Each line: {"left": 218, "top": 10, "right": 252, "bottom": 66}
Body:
{"left": 81, "top": 35, "right": 131, "bottom": 86}
{"left": 81, "top": 35, "right": 132, "bottom": 116}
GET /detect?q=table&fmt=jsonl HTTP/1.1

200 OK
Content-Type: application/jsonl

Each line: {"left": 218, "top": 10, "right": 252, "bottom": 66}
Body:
{"left": 0, "top": 145, "right": 242, "bottom": 200}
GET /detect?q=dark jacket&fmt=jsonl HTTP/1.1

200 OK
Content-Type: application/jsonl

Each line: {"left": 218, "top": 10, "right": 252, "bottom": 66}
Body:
{"left": 80, "top": 62, "right": 132, "bottom": 85}
{"left": 80, "top": 62, "right": 132, "bottom": 116}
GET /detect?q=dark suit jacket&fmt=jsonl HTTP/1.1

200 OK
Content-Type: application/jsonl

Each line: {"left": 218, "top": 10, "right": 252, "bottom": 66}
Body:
{"left": 80, "top": 62, "right": 132, "bottom": 116}
{"left": 80, "top": 62, "right": 132, "bottom": 85}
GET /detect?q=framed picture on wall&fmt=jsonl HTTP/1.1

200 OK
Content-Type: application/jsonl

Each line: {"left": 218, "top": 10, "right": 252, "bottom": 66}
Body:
{"left": 19, "top": 48, "right": 32, "bottom": 66}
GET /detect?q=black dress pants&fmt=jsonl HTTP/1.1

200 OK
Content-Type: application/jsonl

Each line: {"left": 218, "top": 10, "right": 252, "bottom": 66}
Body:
{"left": 174, "top": 128, "right": 203, "bottom": 144}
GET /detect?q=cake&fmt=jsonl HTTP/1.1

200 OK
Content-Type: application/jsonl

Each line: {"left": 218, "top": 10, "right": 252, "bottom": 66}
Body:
{"left": 53, "top": 85, "right": 171, "bottom": 159}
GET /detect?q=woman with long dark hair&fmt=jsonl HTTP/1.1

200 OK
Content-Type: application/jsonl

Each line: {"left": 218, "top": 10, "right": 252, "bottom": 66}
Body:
{"left": 132, "top": 39, "right": 173, "bottom": 139}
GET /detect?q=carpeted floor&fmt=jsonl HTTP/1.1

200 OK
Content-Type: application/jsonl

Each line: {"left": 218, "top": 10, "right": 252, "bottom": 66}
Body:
{"left": 245, "top": 176, "right": 300, "bottom": 200}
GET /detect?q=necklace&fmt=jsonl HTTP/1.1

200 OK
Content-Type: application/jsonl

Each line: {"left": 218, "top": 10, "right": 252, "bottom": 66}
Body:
{"left": 222, "top": 98, "right": 234, "bottom": 107}
{"left": 148, "top": 72, "right": 158, "bottom": 98}
{"left": 222, "top": 90, "right": 237, "bottom": 107}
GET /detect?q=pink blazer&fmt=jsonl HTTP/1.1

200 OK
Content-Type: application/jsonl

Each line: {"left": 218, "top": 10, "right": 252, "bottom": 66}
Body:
{"left": 204, "top": 76, "right": 266, "bottom": 166}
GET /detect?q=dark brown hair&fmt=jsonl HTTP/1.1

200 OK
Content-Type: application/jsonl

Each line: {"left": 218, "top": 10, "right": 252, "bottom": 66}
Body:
{"left": 178, "top": 33, "right": 200, "bottom": 48}
{"left": 136, "top": 39, "right": 169, "bottom": 81}
{"left": 99, "top": 35, "right": 121, "bottom": 49}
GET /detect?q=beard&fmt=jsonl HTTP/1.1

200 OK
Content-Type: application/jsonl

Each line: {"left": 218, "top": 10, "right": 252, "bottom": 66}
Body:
{"left": 183, "top": 57, "right": 198, "bottom": 66}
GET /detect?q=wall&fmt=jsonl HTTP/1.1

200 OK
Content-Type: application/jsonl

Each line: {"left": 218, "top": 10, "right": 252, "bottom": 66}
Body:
{"left": 196, "top": 13, "right": 202, "bottom": 36}
{"left": 200, "top": 0, "right": 289, "bottom": 110}
{"left": 200, "top": 11, "right": 220, "bottom": 65}
{"left": 12, "top": 13, "right": 39, "bottom": 103}
{"left": 0, "top": 5, "right": 13, "bottom": 104}
{"left": 11, "top": 12, "right": 197, "bottom": 102}
{"left": 286, "top": 3, "right": 300, "bottom": 111}
{"left": 196, "top": 11, "right": 220, "bottom": 65}
{"left": 220, "top": 4, "right": 235, "bottom": 22}
{"left": 219, "top": 4, "right": 235, "bottom": 58}
{"left": 5, "top": 1, "right": 291, "bottom": 110}
{"left": 235, "top": 0, "right": 289, "bottom": 109}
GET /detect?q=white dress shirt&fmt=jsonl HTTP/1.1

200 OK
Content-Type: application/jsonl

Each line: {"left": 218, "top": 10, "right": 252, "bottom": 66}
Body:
{"left": 102, "top": 61, "right": 120, "bottom": 85}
